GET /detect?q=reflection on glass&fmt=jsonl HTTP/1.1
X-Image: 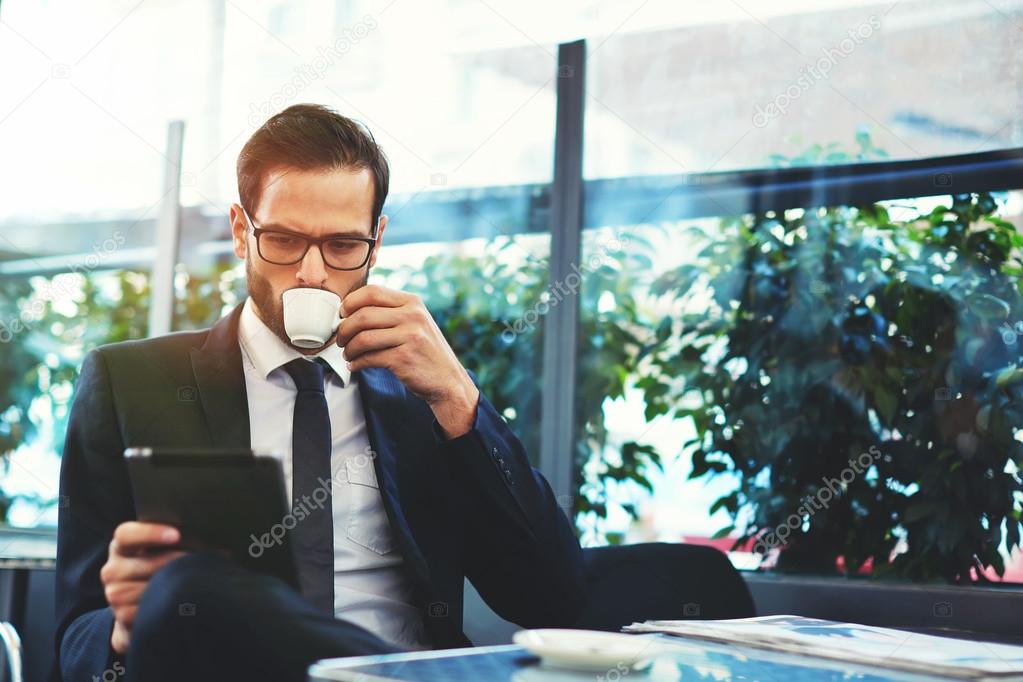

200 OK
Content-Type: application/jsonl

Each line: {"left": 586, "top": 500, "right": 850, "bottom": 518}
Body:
{"left": 585, "top": 0, "right": 1022, "bottom": 178}
{"left": 578, "top": 187, "right": 1023, "bottom": 583}
{"left": 0, "top": 270, "right": 151, "bottom": 526}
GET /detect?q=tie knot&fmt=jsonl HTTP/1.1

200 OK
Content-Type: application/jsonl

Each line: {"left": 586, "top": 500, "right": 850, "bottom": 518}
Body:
{"left": 283, "top": 357, "right": 332, "bottom": 393}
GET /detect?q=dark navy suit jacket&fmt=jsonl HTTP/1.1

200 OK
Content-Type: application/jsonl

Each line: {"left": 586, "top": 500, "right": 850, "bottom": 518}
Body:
{"left": 54, "top": 301, "right": 585, "bottom": 680}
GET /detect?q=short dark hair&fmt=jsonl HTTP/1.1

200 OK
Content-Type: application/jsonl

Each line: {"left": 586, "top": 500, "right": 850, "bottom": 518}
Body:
{"left": 236, "top": 104, "right": 389, "bottom": 229}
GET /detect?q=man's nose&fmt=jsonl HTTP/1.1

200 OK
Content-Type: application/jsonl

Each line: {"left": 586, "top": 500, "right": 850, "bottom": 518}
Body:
{"left": 296, "top": 244, "right": 329, "bottom": 288}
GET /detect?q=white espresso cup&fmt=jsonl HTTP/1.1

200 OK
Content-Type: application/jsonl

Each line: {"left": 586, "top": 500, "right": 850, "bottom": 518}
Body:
{"left": 282, "top": 288, "right": 342, "bottom": 349}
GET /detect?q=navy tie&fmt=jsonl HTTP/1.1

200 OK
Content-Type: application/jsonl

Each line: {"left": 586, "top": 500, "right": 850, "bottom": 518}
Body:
{"left": 283, "top": 357, "right": 334, "bottom": 615}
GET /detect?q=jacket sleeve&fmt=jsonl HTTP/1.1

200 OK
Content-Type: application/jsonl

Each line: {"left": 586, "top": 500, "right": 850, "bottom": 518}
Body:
{"left": 437, "top": 387, "right": 586, "bottom": 627}
{"left": 55, "top": 348, "right": 133, "bottom": 680}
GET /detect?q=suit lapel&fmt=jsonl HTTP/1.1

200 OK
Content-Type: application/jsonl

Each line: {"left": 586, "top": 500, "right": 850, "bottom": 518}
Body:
{"left": 188, "top": 310, "right": 432, "bottom": 584}
{"left": 357, "top": 367, "right": 432, "bottom": 585}
{"left": 190, "top": 302, "right": 250, "bottom": 450}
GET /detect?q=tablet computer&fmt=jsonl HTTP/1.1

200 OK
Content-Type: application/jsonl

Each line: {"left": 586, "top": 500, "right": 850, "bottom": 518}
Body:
{"left": 125, "top": 447, "right": 298, "bottom": 589}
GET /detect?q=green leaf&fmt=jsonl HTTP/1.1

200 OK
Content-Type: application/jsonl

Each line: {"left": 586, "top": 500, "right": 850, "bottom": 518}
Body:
{"left": 709, "top": 493, "right": 738, "bottom": 515}
{"left": 996, "top": 367, "right": 1023, "bottom": 388}
{"left": 873, "top": 385, "right": 897, "bottom": 423}
{"left": 655, "top": 316, "right": 673, "bottom": 343}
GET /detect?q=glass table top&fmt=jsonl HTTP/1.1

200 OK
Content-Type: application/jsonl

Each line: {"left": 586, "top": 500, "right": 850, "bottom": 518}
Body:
{"left": 308, "top": 634, "right": 958, "bottom": 682}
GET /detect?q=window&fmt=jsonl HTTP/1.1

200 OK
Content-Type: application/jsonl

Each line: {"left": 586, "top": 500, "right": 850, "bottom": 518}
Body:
{"left": 0, "top": 0, "right": 560, "bottom": 524}
{"left": 578, "top": 0, "right": 1023, "bottom": 581}
{"left": 2, "top": 0, "right": 1020, "bottom": 588}
{"left": 584, "top": 0, "right": 1023, "bottom": 177}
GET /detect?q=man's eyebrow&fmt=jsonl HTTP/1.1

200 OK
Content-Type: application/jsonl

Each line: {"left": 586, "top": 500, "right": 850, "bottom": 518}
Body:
{"left": 258, "top": 222, "right": 372, "bottom": 238}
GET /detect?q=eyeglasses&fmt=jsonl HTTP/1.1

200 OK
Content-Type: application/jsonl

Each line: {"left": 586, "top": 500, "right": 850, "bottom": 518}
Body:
{"left": 241, "top": 207, "right": 378, "bottom": 271}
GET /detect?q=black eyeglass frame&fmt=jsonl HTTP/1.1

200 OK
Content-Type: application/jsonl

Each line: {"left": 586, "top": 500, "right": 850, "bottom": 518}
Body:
{"left": 240, "top": 205, "right": 379, "bottom": 271}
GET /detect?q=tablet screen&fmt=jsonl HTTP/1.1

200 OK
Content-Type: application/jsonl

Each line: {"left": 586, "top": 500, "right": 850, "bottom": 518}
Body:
{"left": 125, "top": 447, "right": 298, "bottom": 589}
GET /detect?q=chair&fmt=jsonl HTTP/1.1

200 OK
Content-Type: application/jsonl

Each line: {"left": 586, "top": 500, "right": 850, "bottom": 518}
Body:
{"left": 463, "top": 542, "right": 757, "bottom": 645}
{"left": 0, "top": 621, "right": 23, "bottom": 682}
{"left": 573, "top": 543, "right": 756, "bottom": 631}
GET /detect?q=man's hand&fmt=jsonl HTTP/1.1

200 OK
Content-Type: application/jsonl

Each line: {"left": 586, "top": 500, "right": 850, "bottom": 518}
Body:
{"left": 101, "top": 522, "right": 186, "bottom": 655}
{"left": 337, "top": 285, "right": 479, "bottom": 438}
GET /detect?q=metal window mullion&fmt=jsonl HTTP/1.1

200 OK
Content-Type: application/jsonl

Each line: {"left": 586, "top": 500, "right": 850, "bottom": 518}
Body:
{"left": 540, "top": 40, "right": 586, "bottom": 506}
{"left": 148, "top": 120, "right": 185, "bottom": 337}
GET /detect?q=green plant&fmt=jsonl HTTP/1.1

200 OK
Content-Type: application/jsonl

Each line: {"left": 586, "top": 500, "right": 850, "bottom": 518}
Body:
{"left": 0, "top": 277, "right": 38, "bottom": 521}
{"left": 2, "top": 241, "right": 664, "bottom": 538}
{"left": 377, "top": 234, "right": 663, "bottom": 542}
{"left": 177, "top": 245, "right": 662, "bottom": 539}
{"left": 646, "top": 190, "right": 1023, "bottom": 582}
{"left": 172, "top": 259, "right": 247, "bottom": 331}
{"left": 1, "top": 270, "right": 150, "bottom": 523}
{"left": 0, "top": 257, "right": 248, "bottom": 524}
{"left": 6, "top": 151, "right": 1022, "bottom": 585}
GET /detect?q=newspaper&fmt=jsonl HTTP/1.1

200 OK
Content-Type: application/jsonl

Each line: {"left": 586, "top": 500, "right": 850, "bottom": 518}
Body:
{"left": 623, "top": 615, "right": 1023, "bottom": 680}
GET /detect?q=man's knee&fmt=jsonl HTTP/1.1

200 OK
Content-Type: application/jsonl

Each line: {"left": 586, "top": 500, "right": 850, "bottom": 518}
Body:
{"left": 131, "top": 552, "right": 230, "bottom": 644}
{"left": 126, "top": 552, "right": 238, "bottom": 680}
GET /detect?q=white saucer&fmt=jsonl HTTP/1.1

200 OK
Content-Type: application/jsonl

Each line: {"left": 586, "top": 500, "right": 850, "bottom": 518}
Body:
{"left": 513, "top": 628, "right": 664, "bottom": 672}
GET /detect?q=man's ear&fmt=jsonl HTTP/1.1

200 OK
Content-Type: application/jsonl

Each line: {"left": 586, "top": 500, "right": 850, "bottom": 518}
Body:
{"left": 368, "top": 214, "right": 387, "bottom": 269}
{"left": 229, "top": 203, "right": 248, "bottom": 260}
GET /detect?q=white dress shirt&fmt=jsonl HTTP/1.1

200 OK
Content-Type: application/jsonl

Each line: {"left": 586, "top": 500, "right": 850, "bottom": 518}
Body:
{"left": 236, "top": 297, "right": 427, "bottom": 649}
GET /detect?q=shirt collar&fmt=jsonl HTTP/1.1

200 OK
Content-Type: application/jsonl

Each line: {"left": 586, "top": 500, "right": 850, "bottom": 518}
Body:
{"left": 238, "top": 297, "right": 352, "bottom": 386}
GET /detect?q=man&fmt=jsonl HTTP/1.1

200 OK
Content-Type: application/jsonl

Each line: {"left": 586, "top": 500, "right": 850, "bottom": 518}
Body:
{"left": 55, "top": 104, "right": 585, "bottom": 681}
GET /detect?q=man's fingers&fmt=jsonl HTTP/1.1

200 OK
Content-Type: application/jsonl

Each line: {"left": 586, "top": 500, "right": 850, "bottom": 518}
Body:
{"left": 341, "top": 285, "right": 413, "bottom": 316}
{"left": 105, "top": 579, "right": 147, "bottom": 609}
{"left": 112, "top": 604, "right": 138, "bottom": 631}
{"left": 102, "top": 555, "right": 148, "bottom": 583}
{"left": 335, "top": 306, "right": 402, "bottom": 348}
{"left": 342, "top": 328, "right": 405, "bottom": 362}
{"left": 113, "top": 521, "right": 180, "bottom": 553}
{"left": 103, "top": 549, "right": 187, "bottom": 584}
{"left": 345, "top": 348, "right": 397, "bottom": 373}
{"left": 111, "top": 619, "right": 131, "bottom": 655}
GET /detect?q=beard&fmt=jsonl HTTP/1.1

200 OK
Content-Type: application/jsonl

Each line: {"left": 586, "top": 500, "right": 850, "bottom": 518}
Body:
{"left": 245, "top": 255, "right": 368, "bottom": 350}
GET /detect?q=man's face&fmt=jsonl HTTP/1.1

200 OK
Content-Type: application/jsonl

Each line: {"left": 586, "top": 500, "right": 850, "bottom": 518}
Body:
{"left": 229, "top": 166, "right": 387, "bottom": 351}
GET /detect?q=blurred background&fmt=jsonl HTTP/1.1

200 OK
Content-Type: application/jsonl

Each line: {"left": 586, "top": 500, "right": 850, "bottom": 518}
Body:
{"left": 1, "top": 2, "right": 1023, "bottom": 650}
